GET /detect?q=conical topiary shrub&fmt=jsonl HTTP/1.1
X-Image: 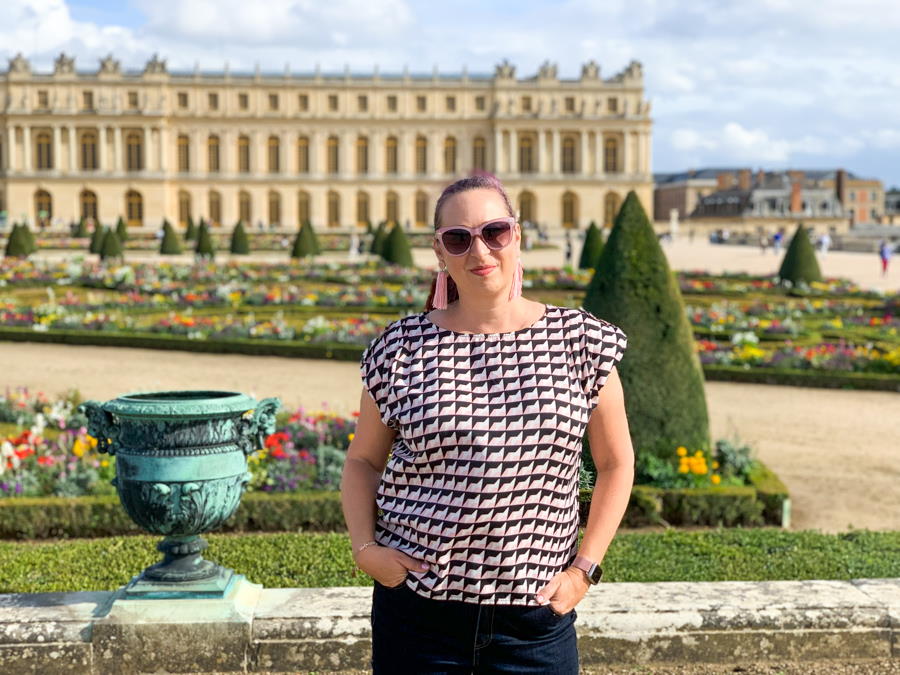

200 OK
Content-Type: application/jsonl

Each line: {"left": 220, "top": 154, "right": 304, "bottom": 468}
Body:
{"left": 74, "top": 217, "right": 89, "bottom": 237}
{"left": 382, "top": 222, "right": 414, "bottom": 267}
{"left": 365, "top": 219, "right": 374, "bottom": 235}
{"left": 184, "top": 215, "right": 197, "bottom": 241}
{"left": 99, "top": 228, "right": 123, "bottom": 263}
{"left": 304, "top": 220, "right": 322, "bottom": 255}
{"left": 578, "top": 221, "right": 604, "bottom": 270}
{"left": 370, "top": 220, "right": 388, "bottom": 256}
{"left": 777, "top": 223, "right": 823, "bottom": 287}
{"left": 160, "top": 220, "right": 182, "bottom": 255}
{"left": 89, "top": 223, "right": 105, "bottom": 254}
{"left": 291, "top": 222, "right": 314, "bottom": 259}
{"left": 230, "top": 220, "right": 250, "bottom": 255}
{"left": 115, "top": 216, "right": 128, "bottom": 243}
{"left": 4, "top": 224, "right": 28, "bottom": 258}
{"left": 19, "top": 223, "right": 36, "bottom": 255}
{"left": 582, "top": 190, "right": 710, "bottom": 465}
{"left": 194, "top": 220, "right": 215, "bottom": 260}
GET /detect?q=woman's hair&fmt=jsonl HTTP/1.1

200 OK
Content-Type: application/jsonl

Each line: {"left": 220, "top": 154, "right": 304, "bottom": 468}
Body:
{"left": 424, "top": 173, "right": 515, "bottom": 311}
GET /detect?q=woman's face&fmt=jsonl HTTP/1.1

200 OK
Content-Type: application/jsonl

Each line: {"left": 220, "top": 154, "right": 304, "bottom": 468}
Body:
{"left": 432, "top": 188, "right": 520, "bottom": 302}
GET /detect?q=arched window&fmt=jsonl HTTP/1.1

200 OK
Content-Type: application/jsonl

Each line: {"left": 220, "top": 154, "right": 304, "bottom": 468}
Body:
{"left": 561, "top": 136, "right": 577, "bottom": 173}
{"left": 297, "top": 136, "right": 309, "bottom": 174}
{"left": 126, "top": 190, "right": 143, "bottom": 227}
{"left": 356, "top": 136, "right": 369, "bottom": 175}
{"left": 239, "top": 191, "right": 251, "bottom": 224}
{"left": 35, "top": 131, "right": 53, "bottom": 170}
{"left": 472, "top": 136, "right": 486, "bottom": 171}
{"left": 80, "top": 189, "right": 98, "bottom": 222}
{"left": 604, "top": 137, "right": 619, "bottom": 173}
{"left": 386, "top": 136, "right": 398, "bottom": 174}
{"left": 357, "top": 191, "right": 369, "bottom": 226}
{"left": 327, "top": 190, "right": 340, "bottom": 227}
{"left": 125, "top": 130, "right": 143, "bottom": 171}
{"left": 415, "top": 135, "right": 428, "bottom": 174}
{"left": 207, "top": 135, "right": 220, "bottom": 173}
{"left": 415, "top": 191, "right": 428, "bottom": 227}
{"left": 237, "top": 135, "right": 250, "bottom": 173}
{"left": 267, "top": 135, "right": 280, "bottom": 173}
{"left": 178, "top": 190, "right": 191, "bottom": 228}
{"left": 80, "top": 130, "right": 98, "bottom": 171}
{"left": 519, "top": 134, "right": 535, "bottom": 173}
{"left": 562, "top": 191, "right": 578, "bottom": 229}
{"left": 268, "top": 190, "right": 281, "bottom": 226}
{"left": 604, "top": 192, "right": 621, "bottom": 227}
{"left": 386, "top": 190, "right": 399, "bottom": 225}
{"left": 209, "top": 190, "right": 222, "bottom": 226}
{"left": 443, "top": 136, "right": 457, "bottom": 174}
{"left": 298, "top": 190, "right": 310, "bottom": 224}
{"left": 327, "top": 135, "right": 339, "bottom": 174}
{"left": 518, "top": 191, "right": 536, "bottom": 224}
{"left": 34, "top": 189, "right": 52, "bottom": 225}
{"left": 177, "top": 134, "right": 190, "bottom": 172}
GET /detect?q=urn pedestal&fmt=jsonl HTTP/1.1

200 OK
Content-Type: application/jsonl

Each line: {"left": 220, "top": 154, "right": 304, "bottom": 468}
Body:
{"left": 79, "top": 390, "right": 280, "bottom": 599}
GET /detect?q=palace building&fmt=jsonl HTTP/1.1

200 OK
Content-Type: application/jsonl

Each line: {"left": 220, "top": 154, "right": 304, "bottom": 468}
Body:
{"left": 0, "top": 53, "right": 653, "bottom": 232}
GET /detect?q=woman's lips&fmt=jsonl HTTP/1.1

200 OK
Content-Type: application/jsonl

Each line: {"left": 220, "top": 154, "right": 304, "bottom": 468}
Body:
{"left": 470, "top": 266, "right": 496, "bottom": 276}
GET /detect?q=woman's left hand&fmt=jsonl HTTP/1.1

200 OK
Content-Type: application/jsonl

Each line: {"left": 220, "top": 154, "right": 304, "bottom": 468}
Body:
{"left": 534, "top": 566, "right": 590, "bottom": 615}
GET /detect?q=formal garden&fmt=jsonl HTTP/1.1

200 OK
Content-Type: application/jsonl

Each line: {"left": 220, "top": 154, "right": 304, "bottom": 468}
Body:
{"left": 1, "top": 193, "right": 898, "bottom": 594}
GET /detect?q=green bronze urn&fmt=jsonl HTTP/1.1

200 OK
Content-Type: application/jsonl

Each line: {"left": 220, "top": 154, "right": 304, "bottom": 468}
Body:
{"left": 79, "top": 390, "right": 280, "bottom": 599}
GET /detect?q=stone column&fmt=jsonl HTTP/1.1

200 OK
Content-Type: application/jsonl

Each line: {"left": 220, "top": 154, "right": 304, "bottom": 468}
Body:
{"left": 113, "top": 126, "right": 122, "bottom": 172}
{"left": 551, "top": 130, "right": 560, "bottom": 175}
{"left": 372, "top": 130, "right": 383, "bottom": 178}
{"left": 157, "top": 127, "right": 167, "bottom": 173}
{"left": 580, "top": 131, "right": 589, "bottom": 176}
{"left": 509, "top": 130, "right": 517, "bottom": 175}
{"left": 23, "top": 126, "right": 31, "bottom": 172}
{"left": 430, "top": 131, "right": 440, "bottom": 178}
{"left": 253, "top": 130, "right": 263, "bottom": 176}
{"left": 52, "top": 126, "right": 61, "bottom": 172}
{"left": 399, "top": 130, "right": 411, "bottom": 177}
{"left": 311, "top": 130, "right": 322, "bottom": 177}
{"left": 535, "top": 130, "right": 543, "bottom": 175}
{"left": 6, "top": 126, "right": 14, "bottom": 171}
{"left": 281, "top": 131, "right": 291, "bottom": 175}
{"left": 98, "top": 126, "right": 107, "bottom": 172}
{"left": 595, "top": 132, "right": 603, "bottom": 176}
{"left": 342, "top": 131, "right": 354, "bottom": 178}
{"left": 143, "top": 126, "right": 152, "bottom": 172}
{"left": 68, "top": 126, "right": 76, "bottom": 173}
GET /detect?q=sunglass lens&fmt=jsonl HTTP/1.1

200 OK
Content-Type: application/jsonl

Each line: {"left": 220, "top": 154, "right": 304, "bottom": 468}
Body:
{"left": 482, "top": 222, "right": 512, "bottom": 249}
{"left": 442, "top": 229, "right": 472, "bottom": 255}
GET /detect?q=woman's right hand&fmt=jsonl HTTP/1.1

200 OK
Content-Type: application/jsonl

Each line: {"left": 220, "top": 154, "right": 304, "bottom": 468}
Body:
{"left": 355, "top": 544, "right": 430, "bottom": 588}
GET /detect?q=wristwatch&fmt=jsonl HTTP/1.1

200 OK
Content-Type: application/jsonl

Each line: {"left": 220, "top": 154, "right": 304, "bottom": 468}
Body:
{"left": 570, "top": 555, "right": 603, "bottom": 585}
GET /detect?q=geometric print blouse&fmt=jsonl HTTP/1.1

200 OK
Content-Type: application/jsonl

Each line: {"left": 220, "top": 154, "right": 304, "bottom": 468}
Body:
{"left": 359, "top": 304, "right": 627, "bottom": 606}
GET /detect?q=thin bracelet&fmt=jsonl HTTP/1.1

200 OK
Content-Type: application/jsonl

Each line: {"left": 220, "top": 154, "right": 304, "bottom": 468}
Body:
{"left": 355, "top": 540, "right": 378, "bottom": 556}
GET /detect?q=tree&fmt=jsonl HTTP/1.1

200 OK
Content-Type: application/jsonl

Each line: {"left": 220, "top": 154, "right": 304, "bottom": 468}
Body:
{"left": 74, "top": 217, "right": 89, "bottom": 237}
{"left": 381, "top": 222, "right": 414, "bottom": 267}
{"left": 99, "top": 228, "right": 123, "bottom": 263}
{"left": 578, "top": 220, "right": 604, "bottom": 270}
{"left": 18, "top": 223, "right": 36, "bottom": 254}
{"left": 184, "top": 215, "right": 197, "bottom": 241}
{"left": 777, "top": 222, "right": 823, "bottom": 287}
{"left": 160, "top": 220, "right": 183, "bottom": 255}
{"left": 305, "top": 220, "right": 322, "bottom": 255}
{"left": 115, "top": 216, "right": 128, "bottom": 243}
{"left": 370, "top": 220, "right": 388, "bottom": 256}
{"left": 4, "top": 224, "right": 28, "bottom": 258}
{"left": 194, "top": 220, "right": 215, "bottom": 260}
{"left": 230, "top": 220, "right": 250, "bottom": 255}
{"left": 89, "top": 223, "right": 105, "bottom": 254}
{"left": 291, "top": 222, "right": 314, "bottom": 259}
{"left": 583, "top": 190, "right": 710, "bottom": 465}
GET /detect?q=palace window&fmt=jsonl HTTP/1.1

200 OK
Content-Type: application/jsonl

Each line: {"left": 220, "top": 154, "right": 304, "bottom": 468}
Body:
{"left": 386, "top": 191, "right": 399, "bottom": 224}
{"left": 177, "top": 92, "right": 188, "bottom": 109}
{"left": 604, "top": 138, "right": 619, "bottom": 173}
{"left": 327, "top": 136, "right": 339, "bottom": 174}
{"left": 473, "top": 137, "right": 486, "bottom": 170}
{"left": 415, "top": 135, "right": 427, "bottom": 174}
{"left": 238, "top": 93, "right": 249, "bottom": 110}
{"left": 80, "top": 130, "right": 98, "bottom": 171}
{"left": 387, "top": 95, "right": 397, "bottom": 112}
{"left": 209, "top": 191, "right": 222, "bottom": 226}
{"left": 34, "top": 190, "right": 52, "bottom": 224}
{"left": 298, "top": 191, "right": 310, "bottom": 224}
{"left": 562, "top": 191, "right": 578, "bottom": 228}
{"left": 35, "top": 130, "right": 53, "bottom": 170}
{"left": 327, "top": 191, "right": 340, "bottom": 227}
{"left": 80, "top": 189, "right": 98, "bottom": 221}
{"left": 82, "top": 91, "right": 94, "bottom": 111}
{"left": 358, "top": 95, "right": 368, "bottom": 112}
{"left": 126, "top": 190, "right": 143, "bottom": 227}
{"left": 518, "top": 191, "right": 535, "bottom": 224}
{"left": 208, "top": 93, "right": 219, "bottom": 111}
{"left": 519, "top": 135, "right": 535, "bottom": 173}
{"left": 564, "top": 96, "right": 575, "bottom": 113}
{"left": 178, "top": 191, "right": 191, "bottom": 227}
{"left": 268, "top": 190, "right": 281, "bottom": 226}
{"left": 268, "top": 93, "right": 279, "bottom": 111}
{"left": 607, "top": 97, "right": 618, "bottom": 114}
{"left": 416, "top": 95, "right": 427, "bottom": 112}
{"left": 521, "top": 96, "right": 532, "bottom": 113}
{"left": 357, "top": 191, "right": 369, "bottom": 226}
{"left": 37, "top": 90, "right": 49, "bottom": 109}
{"left": 238, "top": 135, "right": 250, "bottom": 173}
{"left": 328, "top": 94, "right": 338, "bottom": 112}
{"left": 475, "top": 96, "right": 485, "bottom": 111}
{"left": 298, "top": 94, "right": 309, "bottom": 111}
{"left": 445, "top": 96, "right": 456, "bottom": 112}
{"left": 604, "top": 192, "right": 621, "bottom": 227}
{"left": 128, "top": 91, "right": 139, "bottom": 109}
{"left": 415, "top": 191, "right": 428, "bottom": 227}
{"left": 356, "top": 136, "right": 369, "bottom": 175}
{"left": 386, "top": 136, "right": 398, "bottom": 174}
{"left": 297, "top": 136, "right": 309, "bottom": 173}
{"left": 267, "top": 135, "right": 280, "bottom": 173}
{"left": 125, "top": 130, "right": 143, "bottom": 171}
{"left": 561, "top": 136, "right": 577, "bottom": 173}
{"left": 207, "top": 135, "right": 220, "bottom": 173}
{"left": 444, "top": 136, "right": 457, "bottom": 174}
{"left": 239, "top": 191, "right": 251, "bottom": 223}
{"left": 177, "top": 134, "right": 190, "bottom": 172}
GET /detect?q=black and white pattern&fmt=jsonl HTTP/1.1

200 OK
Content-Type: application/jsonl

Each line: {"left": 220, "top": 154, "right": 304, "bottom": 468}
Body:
{"left": 359, "top": 304, "right": 627, "bottom": 605}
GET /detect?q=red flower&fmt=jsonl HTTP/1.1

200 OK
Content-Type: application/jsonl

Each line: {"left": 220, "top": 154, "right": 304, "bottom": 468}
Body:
{"left": 271, "top": 447, "right": 288, "bottom": 459}
{"left": 37, "top": 456, "right": 55, "bottom": 466}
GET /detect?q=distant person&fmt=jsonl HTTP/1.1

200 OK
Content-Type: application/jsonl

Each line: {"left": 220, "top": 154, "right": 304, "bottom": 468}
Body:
{"left": 879, "top": 240, "right": 892, "bottom": 277}
{"left": 759, "top": 232, "right": 769, "bottom": 255}
{"left": 820, "top": 232, "right": 831, "bottom": 256}
{"left": 564, "top": 232, "right": 573, "bottom": 266}
{"left": 772, "top": 231, "right": 783, "bottom": 255}
{"left": 688, "top": 228, "right": 695, "bottom": 243}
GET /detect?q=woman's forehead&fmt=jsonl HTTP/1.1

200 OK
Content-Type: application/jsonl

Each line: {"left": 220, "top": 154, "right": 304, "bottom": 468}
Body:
{"left": 441, "top": 189, "right": 508, "bottom": 224}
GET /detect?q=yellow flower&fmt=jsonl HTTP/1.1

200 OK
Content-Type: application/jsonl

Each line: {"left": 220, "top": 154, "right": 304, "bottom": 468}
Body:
{"left": 711, "top": 474, "right": 721, "bottom": 485}
{"left": 676, "top": 446, "right": 687, "bottom": 457}
{"left": 694, "top": 450, "right": 704, "bottom": 457}
{"left": 72, "top": 438, "right": 86, "bottom": 457}
{"left": 87, "top": 435, "right": 98, "bottom": 448}
{"left": 348, "top": 433, "right": 355, "bottom": 441}
{"left": 100, "top": 459, "right": 109, "bottom": 467}
{"left": 712, "top": 461, "right": 720, "bottom": 469}
{"left": 678, "top": 464, "right": 690, "bottom": 474}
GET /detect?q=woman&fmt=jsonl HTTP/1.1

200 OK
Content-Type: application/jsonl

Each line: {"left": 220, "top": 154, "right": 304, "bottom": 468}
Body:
{"left": 341, "top": 175, "right": 634, "bottom": 673}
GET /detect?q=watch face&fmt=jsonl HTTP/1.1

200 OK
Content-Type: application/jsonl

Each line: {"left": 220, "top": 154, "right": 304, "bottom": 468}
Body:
{"left": 588, "top": 565, "right": 603, "bottom": 583}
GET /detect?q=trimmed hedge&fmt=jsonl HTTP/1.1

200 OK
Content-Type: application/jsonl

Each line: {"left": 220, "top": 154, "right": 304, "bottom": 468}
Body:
{"left": 0, "top": 461, "right": 787, "bottom": 540}
{"left": 1, "top": 528, "right": 898, "bottom": 593}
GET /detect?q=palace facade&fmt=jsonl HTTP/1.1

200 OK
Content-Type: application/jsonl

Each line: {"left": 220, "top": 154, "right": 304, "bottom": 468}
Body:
{"left": 0, "top": 53, "right": 653, "bottom": 232}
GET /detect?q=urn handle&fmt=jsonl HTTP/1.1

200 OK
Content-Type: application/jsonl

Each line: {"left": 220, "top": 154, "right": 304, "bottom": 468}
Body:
{"left": 238, "top": 397, "right": 281, "bottom": 457}
{"left": 77, "top": 401, "right": 119, "bottom": 455}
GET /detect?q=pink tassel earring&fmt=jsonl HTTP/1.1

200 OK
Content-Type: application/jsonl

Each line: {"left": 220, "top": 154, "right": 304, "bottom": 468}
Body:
{"left": 434, "top": 264, "right": 449, "bottom": 309}
{"left": 508, "top": 257, "right": 523, "bottom": 300}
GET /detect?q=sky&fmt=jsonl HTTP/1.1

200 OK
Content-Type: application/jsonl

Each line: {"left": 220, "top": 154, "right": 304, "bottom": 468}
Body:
{"left": 5, "top": 0, "right": 900, "bottom": 188}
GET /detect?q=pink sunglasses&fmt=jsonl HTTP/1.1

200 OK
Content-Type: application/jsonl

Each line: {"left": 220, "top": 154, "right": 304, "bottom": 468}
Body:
{"left": 434, "top": 217, "right": 516, "bottom": 256}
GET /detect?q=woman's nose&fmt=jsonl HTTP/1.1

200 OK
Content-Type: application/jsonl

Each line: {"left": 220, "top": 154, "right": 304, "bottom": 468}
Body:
{"left": 468, "top": 234, "right": 492, "bottom": 256}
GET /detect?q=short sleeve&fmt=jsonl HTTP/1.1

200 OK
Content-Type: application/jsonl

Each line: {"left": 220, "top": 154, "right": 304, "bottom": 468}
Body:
{"left": 579, "top": 310, "right": 627, "bottom": 408}
{"left": 359, "top": 323, "right": 403, "bottom": 429}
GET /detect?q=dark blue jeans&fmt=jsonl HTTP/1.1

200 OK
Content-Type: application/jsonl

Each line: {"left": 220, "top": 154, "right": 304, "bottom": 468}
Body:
{"left": 370, "top": 579, "right": 579, "bottom": 674}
